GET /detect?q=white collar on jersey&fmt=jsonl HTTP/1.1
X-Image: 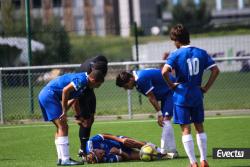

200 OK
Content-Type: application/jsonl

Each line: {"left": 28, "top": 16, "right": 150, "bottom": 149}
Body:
{"left": 180, "top": 45, "right": 191, "bottom": 48}
{"left": 132, "top": 71, "right": 138, "bottom": 81}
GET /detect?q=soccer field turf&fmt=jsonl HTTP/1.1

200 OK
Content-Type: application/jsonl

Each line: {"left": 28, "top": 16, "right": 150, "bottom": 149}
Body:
{"left": 0, "top": 116, "right": 250, "bottom": 167}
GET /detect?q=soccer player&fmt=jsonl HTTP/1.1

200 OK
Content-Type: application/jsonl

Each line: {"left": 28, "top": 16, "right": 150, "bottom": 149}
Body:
{"left": 38, "top": 70, "right": 104, "bottom": 166}
{"left": 116, "top": 69, "right": 178, "bottom": 157}
{"left": 162, "top": 24, "right": 220, "bottom": 167}
{"left": 85, "top": 133, "right": 161, "bottom": 163}
{"left": 72, "top": 55, "right": 108, "bottom": 158}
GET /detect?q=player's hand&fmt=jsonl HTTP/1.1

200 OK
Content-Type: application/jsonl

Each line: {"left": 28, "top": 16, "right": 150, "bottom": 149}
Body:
{"left": 200, "top": 86, "right": 208, "bottom": 93}
{"left": 170, "top": 82, "right": 179, "bottom": 90}
{"left": 59, "top": 112, "right": 67, "bottom": 122}
{"left": 110, "top": 147, "right": 120, "bottom": 154}
{"left": 74, "top": 115, "right": 82, "bottom": 124}
{"left": 157, "top": 115, "right": 164, "bottom": 127}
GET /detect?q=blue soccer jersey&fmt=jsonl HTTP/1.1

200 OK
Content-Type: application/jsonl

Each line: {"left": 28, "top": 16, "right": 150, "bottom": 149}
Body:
{"left": 166, "top": 45, "right": 216, "bottom": 107}
{"left": 133, "top": 68, "right": 175, "bottom": 101}
{"left": 46, "top": 72, "right": 88, "bottom": 100}
{"left": 38, "top": 72, "right": 88, "bottom": 121}
{"left": 86, "top": 134, "right": 133, "bottom": 163}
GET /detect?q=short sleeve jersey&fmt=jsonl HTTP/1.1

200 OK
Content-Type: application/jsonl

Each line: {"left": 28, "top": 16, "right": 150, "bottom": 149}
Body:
{"left": 46, "top": 72, "right": 88, "bottom": 100}
{"left": 134, "top": 68, "right": 175, "bottom": 101}
{"left": 165, "top": 46, "right": 216, "bottom": 107}
{"left": 86, "top": 134, "right": 121, "bottom": 163}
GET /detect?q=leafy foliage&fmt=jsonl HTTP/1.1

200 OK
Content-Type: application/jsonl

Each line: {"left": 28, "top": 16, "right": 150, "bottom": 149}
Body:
{"left": 32, "top": 18, "right": 71, "bottom": 65}
{"left": 171, "top": 0, "right": 212, "bottom": 33}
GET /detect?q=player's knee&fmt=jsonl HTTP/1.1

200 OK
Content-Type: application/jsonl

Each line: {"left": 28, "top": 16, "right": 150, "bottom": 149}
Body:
{"left": 194, "top": 123, "right": 204, "bottom": 133}
{"left": 164, "top": 116, "right": 172, "bottom": 121}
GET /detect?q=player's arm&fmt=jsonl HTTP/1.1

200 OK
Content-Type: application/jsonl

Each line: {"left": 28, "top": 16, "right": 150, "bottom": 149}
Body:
{"left": 162, "top": 65, "right": 178, "bottom": 89}
{"left": 201, "top": 65, "right": 220, "bottom": 93}
{"left": 109, "top": 147, "right": 130, "bottom": 161}
{"left": 101, "top": 134, "right": 124, "bottom": 143}
{"left": 146, "top": 91, "right": 164, "bottom": 127}
{"left": 60, "top": 83, "right": 75, "bottom": 121}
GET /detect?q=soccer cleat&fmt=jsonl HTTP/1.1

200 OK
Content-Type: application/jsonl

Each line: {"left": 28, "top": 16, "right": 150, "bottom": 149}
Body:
{"left": 78, "top": 149, "right": 85, "bottom": 158}
{"left": 201, "top": 160, "right": 209, "bottom": 167}
{"left": 59, "top": 158, "right": 83, "bottom": 166}
{"left": 189, "top": 162, "right": 199, "bottom": 167}
{"left": 78, "top": 149, "right": 87, "bottom": 162}
{"left": 57, "top": 159, "right": 62, "bottom": 166}
{"left": 166, "top": 151, "right": 179, "bottom": 159}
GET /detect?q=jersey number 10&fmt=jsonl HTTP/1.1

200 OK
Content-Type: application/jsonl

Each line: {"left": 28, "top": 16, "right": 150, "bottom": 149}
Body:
{"left": 187, "top": 58, "right": 199, "bottom": 76}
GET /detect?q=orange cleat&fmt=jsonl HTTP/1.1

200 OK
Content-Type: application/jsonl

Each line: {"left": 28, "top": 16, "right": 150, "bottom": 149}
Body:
{"left": 189, "top": 162, "right": 199, "bottom": 167}
{"left": 201, "top": 160, "right": 209, "bottom": 167}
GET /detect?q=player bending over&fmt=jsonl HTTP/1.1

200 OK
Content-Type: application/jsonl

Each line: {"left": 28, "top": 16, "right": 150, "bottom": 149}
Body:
{"left": 38, "top": 70, "right": 104, "bottom": 166}
{"left": 72, "top": 55, "right": 108, "bottom": 158}
{"left": 116, "top": 68, "right": 178, "bottom": 157}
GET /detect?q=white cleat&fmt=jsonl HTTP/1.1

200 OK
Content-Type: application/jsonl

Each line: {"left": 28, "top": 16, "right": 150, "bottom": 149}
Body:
{"left": 60, "top": 158, "right": 83, "bottom": 166}
{"left": 166, "top": 151, "right": 179, "bottom": 159}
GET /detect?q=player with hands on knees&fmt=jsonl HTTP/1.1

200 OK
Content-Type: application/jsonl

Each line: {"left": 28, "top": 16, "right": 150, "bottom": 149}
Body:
{"left": 116, "top": 69, "right": 178, "bottom": 157}
{"left": 72, "top": 55, "right": 108, "bottom": 159}
{"left": 38, "top": 70, "right": 104, "bottom": 166}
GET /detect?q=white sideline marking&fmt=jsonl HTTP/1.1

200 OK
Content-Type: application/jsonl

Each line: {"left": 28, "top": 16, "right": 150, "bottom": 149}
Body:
{"left": 0, "top": 115, "right": 250, "bottom": 129}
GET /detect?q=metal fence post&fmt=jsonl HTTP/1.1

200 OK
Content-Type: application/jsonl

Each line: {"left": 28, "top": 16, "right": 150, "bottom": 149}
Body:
{"left": 0, "top": 69, "right": 3, "bottom": 124}
{"left": 126, "top": 64, "right": 132, "bottom": 119}
{"left": 25, "top": 0, "right": 34, "bottom": 114}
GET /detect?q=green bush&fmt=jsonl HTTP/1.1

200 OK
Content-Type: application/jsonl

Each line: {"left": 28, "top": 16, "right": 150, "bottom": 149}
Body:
{"left": 0, "top": 45, "right": 21, "bottom": 66}
{"left": 69, "top": 35, "right": 134, "bottom": 63}
{"left": 32, "top": 18, "right": 71, "bottom": 65}
{"left": 171, "top": 0, "right": 212, "bottom": 33}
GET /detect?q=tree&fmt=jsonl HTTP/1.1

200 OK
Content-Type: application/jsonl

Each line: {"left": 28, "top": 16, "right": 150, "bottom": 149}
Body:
{"left": 171, "top": 0, "right": 212, "bottom": 33}
{"left": 32, "top": 18, "right": 71, "bottom": 65}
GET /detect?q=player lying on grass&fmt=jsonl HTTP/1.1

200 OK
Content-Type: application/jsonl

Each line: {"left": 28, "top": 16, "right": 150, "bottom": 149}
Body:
{"left": 84, "top": 133, "right": 174, "bottom": 163}
{"left": 116, "top": 69, "right": 178, "bottom": 156}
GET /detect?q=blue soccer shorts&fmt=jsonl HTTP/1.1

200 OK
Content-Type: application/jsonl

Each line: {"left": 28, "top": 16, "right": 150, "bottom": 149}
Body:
{"left": 173, "top": 103, "right": 204, "bottom": 124}
{"left": 161, "top": 93, "right": 173, "bottom": 117}
{"left": 38, "top": 87, "right": 62, "bottom": 121}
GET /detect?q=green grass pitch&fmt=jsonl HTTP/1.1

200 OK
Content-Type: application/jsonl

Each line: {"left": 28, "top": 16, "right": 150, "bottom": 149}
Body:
{"left": 0, "top": 116, "right": 250, "bottom": 167}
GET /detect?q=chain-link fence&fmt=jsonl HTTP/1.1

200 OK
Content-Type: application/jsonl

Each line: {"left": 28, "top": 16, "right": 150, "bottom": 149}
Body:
{"left": 1, "top": 0, "right": 250, "bottom": 124}
{"left": 0, "top": 57, "right": 250, "bottom": 123}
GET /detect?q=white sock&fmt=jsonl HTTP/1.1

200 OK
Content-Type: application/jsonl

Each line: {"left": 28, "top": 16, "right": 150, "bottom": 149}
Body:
{"left": 160, "top": 120, "right": 177, "bottom": 154}
{"left": 196, "top": 132, "right": 207, "bottom": 162}
{"left": 182, "top": 134, "right": 197, "bottom": 164}
{"left": 55, "top": 138, "right": 62, "bottom": 160}
{"left": 57, "top": 136, "right": 70, "bottom": 161}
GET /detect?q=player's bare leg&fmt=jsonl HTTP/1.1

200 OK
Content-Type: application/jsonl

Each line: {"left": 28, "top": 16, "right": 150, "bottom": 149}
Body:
{"left": 194, "top": 123, "right": 209, "bottom": 167}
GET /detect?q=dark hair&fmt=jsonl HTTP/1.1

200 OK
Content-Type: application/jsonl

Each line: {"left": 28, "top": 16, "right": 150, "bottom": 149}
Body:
{"left": 89, "top": 70, "right": 105, "bottom": 83}
{"left": 170, "top": 24, "right": 190, "bottom": 45}
{"left": 91, "top": 61, "right": 108, "bottom": 76}
{"left": 116, "top": 71, "right": 133, "bottom": 87}
{"left": 93, "top": 54, "right": 108, "bottom": 64}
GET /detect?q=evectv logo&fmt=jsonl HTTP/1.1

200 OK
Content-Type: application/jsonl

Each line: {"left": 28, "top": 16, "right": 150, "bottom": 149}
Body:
{"left": 213, "top": 148, "right": 250, "bottom": 159}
